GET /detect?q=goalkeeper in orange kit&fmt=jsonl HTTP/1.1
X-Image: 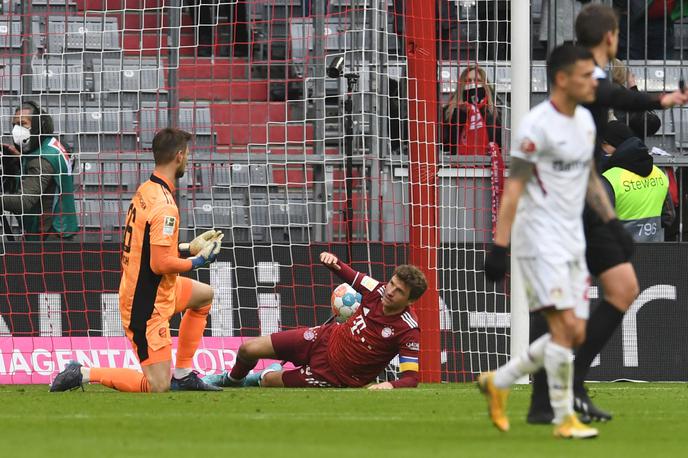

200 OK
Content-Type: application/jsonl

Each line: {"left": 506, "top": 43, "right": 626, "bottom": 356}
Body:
{"left": 50, "top": 128, "right": 223, "bottom": 393}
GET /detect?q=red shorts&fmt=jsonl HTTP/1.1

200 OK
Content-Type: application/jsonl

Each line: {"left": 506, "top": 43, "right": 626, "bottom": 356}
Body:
{"left": 270, "top": 324, "right": 343, "bottom": 388}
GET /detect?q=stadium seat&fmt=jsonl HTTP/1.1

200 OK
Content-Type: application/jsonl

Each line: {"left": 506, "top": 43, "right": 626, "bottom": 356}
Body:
{"left": 0, "top": 15, "right": 21, "bottom": 49}
{"left": 0, "top": 58, "right": 21, "bottom": 94}
{"left": 31, "top": 56, "right": 85, "bottom": 92}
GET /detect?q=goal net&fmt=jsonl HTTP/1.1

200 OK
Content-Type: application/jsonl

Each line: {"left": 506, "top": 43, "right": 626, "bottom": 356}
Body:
{"left": 0, "top": 0, "right": 509, "bottom": 384}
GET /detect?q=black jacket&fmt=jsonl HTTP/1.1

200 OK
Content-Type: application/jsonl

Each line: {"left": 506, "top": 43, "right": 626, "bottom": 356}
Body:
{"left": 583, "top": 75, "right": 664, "bottom": 168}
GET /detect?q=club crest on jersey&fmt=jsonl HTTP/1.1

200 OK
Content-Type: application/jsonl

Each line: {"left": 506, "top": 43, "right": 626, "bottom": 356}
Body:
{"left": 163, "top": 216, "right": 176, "bottom": 236}
{"left": 381, "top": 327, "right": 394, "bottom": 338}
{"left": 303, "top": 328, "right": 317, "bottom": 341}
{"left": 520, "top": 138, "right": 536, "bottom": 155}
{"left": 550, "top": 287, "right": 564, "bottom": 301}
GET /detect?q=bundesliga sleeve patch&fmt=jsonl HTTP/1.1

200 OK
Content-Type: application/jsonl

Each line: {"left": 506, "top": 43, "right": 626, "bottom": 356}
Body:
{"left": 162, "top": 216, "right": 176, "bottom": 236}
{"left": 360, "top": 275, "right": 379, "bottom": 292}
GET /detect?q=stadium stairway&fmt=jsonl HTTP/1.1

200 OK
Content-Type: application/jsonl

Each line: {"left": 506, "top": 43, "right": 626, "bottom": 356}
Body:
{"left": 75, "top": 0, "right": 315, "bottom": 153}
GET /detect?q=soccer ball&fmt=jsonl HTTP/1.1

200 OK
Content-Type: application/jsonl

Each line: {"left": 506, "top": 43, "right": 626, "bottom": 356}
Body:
{"left": 331, "top": 283, "right": 362, "bottom": 323}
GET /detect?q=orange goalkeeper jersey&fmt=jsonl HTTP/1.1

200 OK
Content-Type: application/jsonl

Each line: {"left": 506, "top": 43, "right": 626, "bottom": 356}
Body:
{"left": 119, "top": 172, "right": 181, "bottom": 330}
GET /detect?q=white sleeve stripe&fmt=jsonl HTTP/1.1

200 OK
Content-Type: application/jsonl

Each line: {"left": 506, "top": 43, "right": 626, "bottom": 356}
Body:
{"left": 353, "top": 272, "right": 360, "bottom": 286}
{"left": 401, "top": 313, "right": 418, "bottom": 329}
{"left": 402, "top": 312, "right": 418, "bottom": 328}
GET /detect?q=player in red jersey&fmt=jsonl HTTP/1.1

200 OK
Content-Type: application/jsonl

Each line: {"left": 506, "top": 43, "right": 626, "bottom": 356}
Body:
{"left": 203, "top": 252, "right": 428, "bottom": 389}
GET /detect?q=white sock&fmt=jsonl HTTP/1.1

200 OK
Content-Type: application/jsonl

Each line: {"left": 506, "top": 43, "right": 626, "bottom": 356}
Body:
{"left": 173, "top": 367, "right": 192, "bottom": 379}
{"left": 493, "top": 334, "right": 550, "bottom": 389}
{"left": 80, "top": 367, "right": 91, "bottom": 384}
{"left": 544, "top": 341, "right": 575, "bottom": 424}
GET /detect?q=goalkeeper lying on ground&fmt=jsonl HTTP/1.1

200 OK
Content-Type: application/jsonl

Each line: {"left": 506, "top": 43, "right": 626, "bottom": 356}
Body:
{"left": 203, "top": 252, "right": 428, "bottom": 389}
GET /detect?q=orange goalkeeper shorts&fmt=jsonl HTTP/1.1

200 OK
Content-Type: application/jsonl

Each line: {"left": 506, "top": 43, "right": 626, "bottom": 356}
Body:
{"left": 124, "top": 276, "right": 194, "bottom": 366}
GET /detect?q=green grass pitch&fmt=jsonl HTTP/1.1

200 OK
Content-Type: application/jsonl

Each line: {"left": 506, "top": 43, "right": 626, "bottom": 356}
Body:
{"left": 1, "top": 383, "right": 685, "bottom": 457}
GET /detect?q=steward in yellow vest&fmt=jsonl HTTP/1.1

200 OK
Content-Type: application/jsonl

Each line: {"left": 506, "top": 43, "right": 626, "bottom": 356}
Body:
{"left": 600, "top": 121, "right": 674, "bottom": 242}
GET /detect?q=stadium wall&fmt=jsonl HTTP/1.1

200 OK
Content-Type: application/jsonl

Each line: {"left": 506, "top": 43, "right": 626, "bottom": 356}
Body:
{"left": 1, "top": 242, "right": 686, "bottom": 382}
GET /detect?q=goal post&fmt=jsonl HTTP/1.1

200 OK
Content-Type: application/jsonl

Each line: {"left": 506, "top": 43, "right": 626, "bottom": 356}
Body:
{"left": 405, "top": 0, "right": 440, "bottom": 383}
{"left": 0, "top": 0, "right": 518, "bottom": 385}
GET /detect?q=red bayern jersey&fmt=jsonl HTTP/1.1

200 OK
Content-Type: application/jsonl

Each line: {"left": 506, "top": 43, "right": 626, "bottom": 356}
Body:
{"left": 325, "top": 261, "right": 420, "bottom": 387}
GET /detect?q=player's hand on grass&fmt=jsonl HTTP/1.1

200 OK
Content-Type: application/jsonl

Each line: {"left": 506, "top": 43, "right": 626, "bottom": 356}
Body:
{"left": 320, "top": 252, "right": 341, "bottom": 270}
{"left": 180, "top": 229, "right": 221, "bottom": 256}
{"left": 606, "top": 218, "right": 635, "bottom": 260}
{"left": 368, "top": 382, "right": 394, "bottom": 390}
{"left": 484, "top": 244, "right": 508, "bottom": 282}
{"left": 190, "top": 235, "right": 223, "bottom": 269}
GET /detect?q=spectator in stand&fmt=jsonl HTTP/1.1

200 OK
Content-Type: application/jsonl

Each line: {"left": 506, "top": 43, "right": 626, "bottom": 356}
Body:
{"left": 442, "top": 64, "right": 502, "bottom": 155}
{"left": 600, "top": 120, "right": 674, "bottom": 241}
{"left": 609, "top": 58, "right": 662, "bottom": 141}
{"left": 189, "top": 0, "right": 248, "bottom": 58}
{"left": 614, "top": 0, "right": 678, "bottom": 60}
{"left": 0, "top": 102, "right": 78, "bottom": 241}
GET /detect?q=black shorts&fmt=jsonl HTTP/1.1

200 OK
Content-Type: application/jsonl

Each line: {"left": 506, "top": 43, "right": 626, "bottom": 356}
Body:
{"left": 585, "top": 222, "right": 630, "bottom": 276}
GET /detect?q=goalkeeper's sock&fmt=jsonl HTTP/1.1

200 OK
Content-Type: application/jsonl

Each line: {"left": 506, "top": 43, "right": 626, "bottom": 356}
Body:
{"left": 544, "top": 341, "right": 575, "bottom": 424}
{"left": 89, "top": 368, "right": 151, "bottom": 392}
{"left": 175, "top": 304, "right": 211, "bottom": 372}
{"left": 230, "top": 356, "right": 258, "bottom": 381}
{"left": 573, "top": 299, "right": 624, "bottom": 392}
{"left": 529, "top": 313, "right": 552, "bottom": 411}
{"left": 493, "top": 333, "right": 549, "bottom": 389}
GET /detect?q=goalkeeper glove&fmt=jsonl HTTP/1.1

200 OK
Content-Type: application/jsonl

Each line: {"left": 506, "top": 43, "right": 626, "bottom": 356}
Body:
{"left": 190, "top": 234, "right": 223, "bottom": 269}
{"left": 605, "top": 218, "right": 635, "bottom": 260}
{"left": 484, "top": 244, "right": 508, "bottom": 282}
{"left": 179, "top": 229, "right": 220, "bottom": 256}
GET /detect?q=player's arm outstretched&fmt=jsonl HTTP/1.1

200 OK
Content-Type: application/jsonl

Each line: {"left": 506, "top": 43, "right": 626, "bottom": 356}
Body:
{"left": 320, "top": 251, "right": 380, "bottom": 296}
{"left": 483, "top": 157, "right": 533, "bottom": 281}
{"left": 585, "top": 162, "right": 634, "bottom": 258}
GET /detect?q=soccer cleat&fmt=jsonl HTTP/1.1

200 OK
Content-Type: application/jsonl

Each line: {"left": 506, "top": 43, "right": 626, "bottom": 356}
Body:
{"left": 553, "top": 414, "right": 599, "bottom": 439}
{"left": 50, "top": 360, "right": 84, "bottom": 392}
{"left": 201, "top": 371, "right": 243, "bottom": 388}
{"left": 574, "top": 390, "right": 612, "bottom": 423}
{"left": 244, "top": 362, "right": 283, "bottom": 387}
{"left": 527, "top": 408, "right": 555, "bottom": 425}
{"left": 477, "top": 372, "right": 510, "bottom": 432}
{"left": 171, "top": 371, "right": 222, "bottom": 391}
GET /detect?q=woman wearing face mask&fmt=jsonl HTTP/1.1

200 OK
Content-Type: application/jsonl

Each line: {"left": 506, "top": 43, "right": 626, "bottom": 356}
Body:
{"left": 442, "top": 64, "right": 502, "bottom": 155}
{"left": 1, "top": 102, "right": 78, "bottom": 240}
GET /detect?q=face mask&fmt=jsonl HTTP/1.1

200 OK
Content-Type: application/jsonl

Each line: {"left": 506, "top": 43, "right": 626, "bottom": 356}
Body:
{"left": 12, "top": 125, "right": 31, "bottom": 149}
{"left": 462, "top": 84, "right": 487, "bottom": 105}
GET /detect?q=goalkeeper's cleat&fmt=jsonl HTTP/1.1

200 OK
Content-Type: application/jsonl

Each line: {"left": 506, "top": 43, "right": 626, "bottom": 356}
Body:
{"left": 201, "top": 371, "right": 243, "bottom": 388}
{"left": 171, "top": 371, "right": 222, "bottom": 391}
{"left": 477, "top": 372, "right": 510, "bottom": 432}
{"left": 553, "top": 414, "right": 599, "bottom": 439}
{"left": 50, "top": 360, "right": 84, "bottom": 392}
{"left": 574, "top": 389, "right": 612, "bottom": 424}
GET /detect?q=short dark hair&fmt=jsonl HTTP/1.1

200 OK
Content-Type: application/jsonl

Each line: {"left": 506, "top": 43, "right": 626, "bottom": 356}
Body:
{"left": 546, "top": 44, "right": 594, "bottom": 86}
{"left": 152, "top": 128, "right": 192, "bottom": 165}
{"left": 575, "top": 4, "right": 619, "bottom": 48}
{"left": 393, "top": 265, "right": 428, "bottom": 301}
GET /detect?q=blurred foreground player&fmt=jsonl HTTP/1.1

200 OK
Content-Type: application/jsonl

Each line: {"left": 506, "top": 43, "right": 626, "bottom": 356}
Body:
{"left": 481, "top": 44, "right": 622, "bottom": 439}
{"left": 528, "top": 4, "right": 688, "bottom": 424}
{"left": 203, "top": 252, "right": 427, "bottom": 389}
{"left": 51, "top": 128, "right": 223, "bottom": 393}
